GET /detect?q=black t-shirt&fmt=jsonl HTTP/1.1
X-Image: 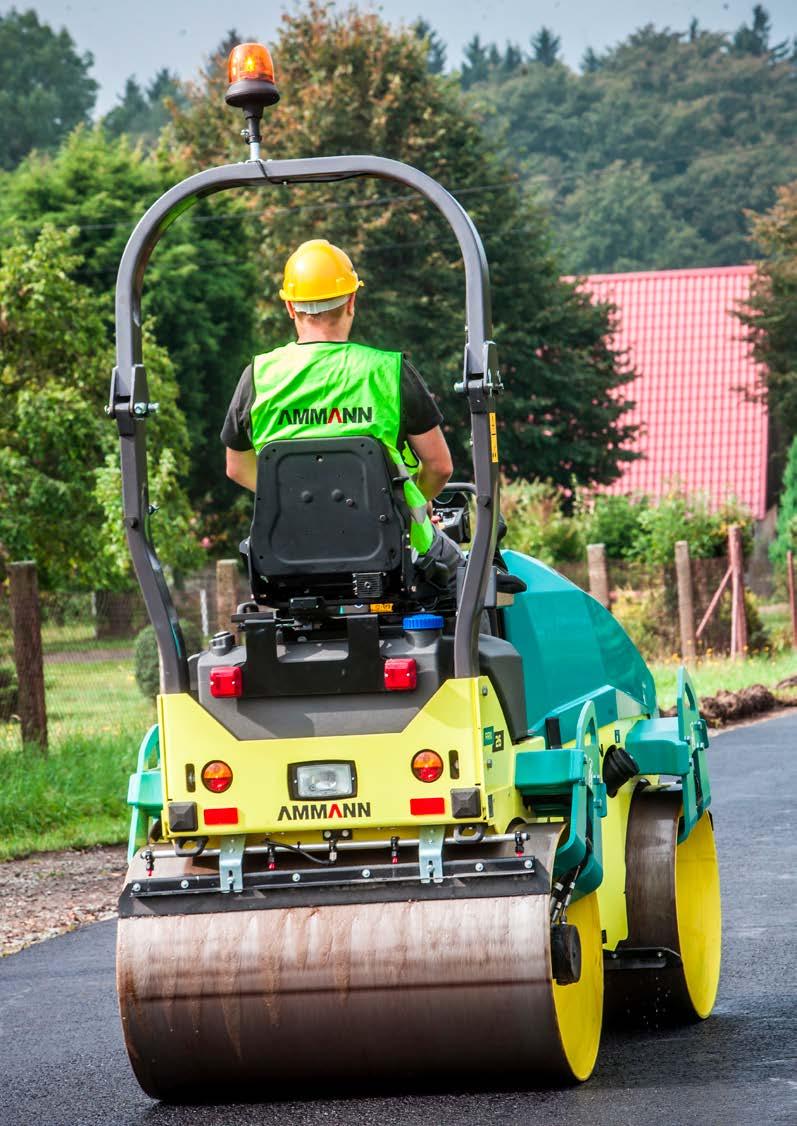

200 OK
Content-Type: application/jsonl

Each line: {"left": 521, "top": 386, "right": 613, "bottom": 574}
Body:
{"left": 220, "top": 349, "right": 443, "bottom": 454}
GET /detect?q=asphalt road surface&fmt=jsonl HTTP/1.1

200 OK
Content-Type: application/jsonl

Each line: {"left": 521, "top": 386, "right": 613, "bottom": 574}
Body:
{"left": 1, "top": 713, "right": 795, "bottom": 1126}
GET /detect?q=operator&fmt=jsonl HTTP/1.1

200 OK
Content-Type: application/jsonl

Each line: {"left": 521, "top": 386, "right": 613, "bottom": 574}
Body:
{"left": 221, "top": 238, "right": 460, "bottom": 581}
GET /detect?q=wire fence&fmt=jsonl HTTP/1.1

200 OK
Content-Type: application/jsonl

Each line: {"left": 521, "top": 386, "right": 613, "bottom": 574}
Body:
{"left": 0, "top": 552, "right": 785, "bottom": 753}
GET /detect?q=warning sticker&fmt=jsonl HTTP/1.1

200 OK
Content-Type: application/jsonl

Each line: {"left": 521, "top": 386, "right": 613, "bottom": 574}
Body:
{"left": 493, "top": 730, "right": 505, "bottom": 751}
{"left": 489, "top": 413, "right": 499, "bottom": 463}
{"left": 483, "top": 726, "right": 494, "bottom": 746}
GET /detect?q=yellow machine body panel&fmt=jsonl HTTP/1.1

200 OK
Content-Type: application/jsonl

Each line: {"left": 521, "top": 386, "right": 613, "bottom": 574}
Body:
{"left": 159, "top": 677, "right": 519, "bottom": 837}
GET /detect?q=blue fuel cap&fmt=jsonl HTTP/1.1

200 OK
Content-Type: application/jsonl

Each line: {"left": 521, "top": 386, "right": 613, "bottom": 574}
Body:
{"left": 402, "top": 613, "right": 444, "bottom": 631}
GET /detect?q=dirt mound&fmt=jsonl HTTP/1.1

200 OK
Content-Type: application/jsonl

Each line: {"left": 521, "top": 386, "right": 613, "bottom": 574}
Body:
{"left": 700, "top": 683, "right": 797, "bottom": 726}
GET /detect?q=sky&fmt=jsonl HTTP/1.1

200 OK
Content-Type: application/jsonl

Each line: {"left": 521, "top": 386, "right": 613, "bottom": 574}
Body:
{"left": 18, "top": 0, "right": 797, "bottom": 113}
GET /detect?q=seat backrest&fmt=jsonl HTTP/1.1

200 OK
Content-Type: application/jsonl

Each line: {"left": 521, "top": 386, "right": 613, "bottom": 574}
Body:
{"left": 248, "top": 436, "right": 406, "bottom": 580}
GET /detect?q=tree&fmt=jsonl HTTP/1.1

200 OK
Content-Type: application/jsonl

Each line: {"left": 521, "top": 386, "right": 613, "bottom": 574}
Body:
{"left": 560, "top": 161, "right": 702, "bottom": 273}
{"left": 0, "top": 126, "right": 260, "bottom": 507}
{"left": 413, "top": 19, "right": 446, "bottom": 75}
{"left": 770, "top": 436, "right": 797, "bottom": 567}
{"left": 461, "top": 35, "right": 491, "bottom": 88}
{"left": 170, "top": 2, "right": 636, "bottom": 487}
{"left": 531, "top": 27, "right": 561, "bottom": 67}
{"left": 581, "top": 47, "right": 602, "bottom": 73}
{"left": 0, "top": 8, "right": 97, "bottom": 170}
{"left": 732, "top": 4, "right": 789, "bottom": 59}
{"left": 103, "top": 69, "right": 183, "bottom": 144}
{"left": 471, "top": 17, "right": 797, "bottom": 271}
{"left": 0, "top": 226, "right": 200, "bottom": 588}
{"left": 738, "top": 180, "right": 797, "bottom": 490}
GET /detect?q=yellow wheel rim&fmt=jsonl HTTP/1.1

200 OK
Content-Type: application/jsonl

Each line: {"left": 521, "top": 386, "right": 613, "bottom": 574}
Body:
{"left": 552, "top": 891, "right": 604, "bottom": 1080}
{"left": 675, "top": 810, "right": 722, "bottom": 1018}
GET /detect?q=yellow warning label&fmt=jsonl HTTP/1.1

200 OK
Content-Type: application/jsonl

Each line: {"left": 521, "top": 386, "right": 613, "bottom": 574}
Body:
{"left": 489, "top": 413, "right": 499, "bottom": 463}
{"left": 370, "top": 603, "right": 394, "bottom": 613}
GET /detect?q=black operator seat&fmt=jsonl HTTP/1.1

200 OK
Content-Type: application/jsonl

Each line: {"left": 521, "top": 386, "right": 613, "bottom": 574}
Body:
{"left": 241, "top": 436, "right": 414, "bottom": 606}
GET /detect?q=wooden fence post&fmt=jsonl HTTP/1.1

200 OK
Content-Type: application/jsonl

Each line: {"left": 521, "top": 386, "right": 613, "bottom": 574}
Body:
{"left": 216, "top": 559, "right": 240, "bottom": 634}
{"left": 728, "top": 524, "right": 748, "bottom": 660}
{"left": 788, "top": 550, "right": 797, "bottom": 651}
{"left": 587, "top": 543, "right": 611, "bottom": 610}
{"left": 675, "top": 540, "right": 697, "bottom": 662}
{"left": 8, "top": 561, "right": 47, "bottom": 750}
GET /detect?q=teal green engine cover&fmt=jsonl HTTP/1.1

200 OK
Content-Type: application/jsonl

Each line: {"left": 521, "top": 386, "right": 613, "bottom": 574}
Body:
{"left": 502, "top": 550, "right": 657, "bottom": 742}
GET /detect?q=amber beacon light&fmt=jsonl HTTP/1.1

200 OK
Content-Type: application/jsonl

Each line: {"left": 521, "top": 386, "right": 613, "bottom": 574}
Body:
{"left": 225, "top": 42, "right": 280, "bottom": 160}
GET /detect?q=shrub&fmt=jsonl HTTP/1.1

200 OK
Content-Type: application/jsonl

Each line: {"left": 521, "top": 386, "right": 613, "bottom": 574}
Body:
{"left": 717, "top": 589, "right": 769, "bottom": 654}
{"left": 500, "top": 478, "right": 584, "bottom": 563}
{"left": 635, "top": 485, "right": 753, "bottom": 567}
{"left": 134, "top": 621, "right": 203, "bottom": 699}
{"left": 578, "top": 493, "right": 648, "bottom": 560}
{"left": 612, "top": 587, "right": 675, "bottom": 661}
{"left": 0, "top": 664, "right": 19, "bottom": 721}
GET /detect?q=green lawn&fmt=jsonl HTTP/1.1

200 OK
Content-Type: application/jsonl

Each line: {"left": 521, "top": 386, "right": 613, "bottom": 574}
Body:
{"left": 0, "top": 621, "right": 135, "bottom": 657}
{"left": 0, "top": 657, "right": 151, "bottom": 859}
{"left": 651, "top": 649, "right": 797, "bottom": 709}
{"left": 0, "top": 658, "right": 153, "bottom": 754}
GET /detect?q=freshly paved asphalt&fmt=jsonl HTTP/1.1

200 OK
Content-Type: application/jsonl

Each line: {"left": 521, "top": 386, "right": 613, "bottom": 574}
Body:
{"left": 1, "top": 713, "right": 795, "bottom": 1126}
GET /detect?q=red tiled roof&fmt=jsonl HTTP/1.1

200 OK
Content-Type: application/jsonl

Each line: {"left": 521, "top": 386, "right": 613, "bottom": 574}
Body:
{"left": 580, "top": 265, "right": 768, "bottom": 519}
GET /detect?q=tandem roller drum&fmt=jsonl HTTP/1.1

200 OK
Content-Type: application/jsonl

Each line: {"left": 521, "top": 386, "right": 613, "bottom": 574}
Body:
{"left": 606, "top": 788, "right": 722, "bottom": 1024}
{"left": 117, "top": 827, "right": 604, "bottom": 1098}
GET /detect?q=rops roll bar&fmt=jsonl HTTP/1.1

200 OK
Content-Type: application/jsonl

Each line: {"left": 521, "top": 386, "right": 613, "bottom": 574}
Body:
{"left": 110, "top": 156, "right": 502, "bottom": 691}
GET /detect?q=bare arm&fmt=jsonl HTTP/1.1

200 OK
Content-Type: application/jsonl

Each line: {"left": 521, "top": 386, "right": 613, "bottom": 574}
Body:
{"left": 226, "top": 447, "right": 258, "bottom": 492}
{"left": 408, "top": 426, "right": 453, "bottom": 502}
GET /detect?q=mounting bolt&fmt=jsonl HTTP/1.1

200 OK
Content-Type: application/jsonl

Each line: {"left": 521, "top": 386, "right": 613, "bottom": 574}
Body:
{"left": 291, "top": 872, "right": 301, "bottom": 883}
{"left": 486, "top": 758, "right": 493, "bottom": 768}
{"left": 475, "top": 862, "right": 485, "bottom": 873}
{"left": 180, "top": 879, "right": 189, "bottom": 889}
{"left": 481, "top": 686, "right": 488, "bottom": 696}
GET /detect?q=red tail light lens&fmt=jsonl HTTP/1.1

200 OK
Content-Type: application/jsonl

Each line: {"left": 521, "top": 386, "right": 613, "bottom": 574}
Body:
{"left": 384, "top": 658, "right": 417, "bottom": 691}
{"left": 411, "top": 749, "right": 444, "bottom": 783}
{"left": 201, "top": 760, "right": 233, "bottom": 793}
{"left": 210, "top": 665, "right": 242, "bottom": 698}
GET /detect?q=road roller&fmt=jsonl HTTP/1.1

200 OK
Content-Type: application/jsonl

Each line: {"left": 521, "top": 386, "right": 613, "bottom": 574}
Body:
{"left": 110, "top": 43, "right": 721, "bottom": 1100}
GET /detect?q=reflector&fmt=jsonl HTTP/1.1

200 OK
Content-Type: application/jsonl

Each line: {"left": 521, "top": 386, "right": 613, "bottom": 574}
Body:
{"left": 203, "top": 807, "right": 239, "bottom": 826}
{"left": 410, "top": 797, "right": 446, "bottom": 816}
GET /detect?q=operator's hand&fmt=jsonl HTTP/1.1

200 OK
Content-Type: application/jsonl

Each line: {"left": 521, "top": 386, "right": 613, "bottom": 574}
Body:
{"left": 427, "top": 501, "right": 441, "bottom": 525}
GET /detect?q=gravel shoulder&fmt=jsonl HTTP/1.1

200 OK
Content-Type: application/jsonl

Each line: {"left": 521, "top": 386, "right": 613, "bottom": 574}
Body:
{"left": 0, "top": 844, "right": 127, "bottom": 956}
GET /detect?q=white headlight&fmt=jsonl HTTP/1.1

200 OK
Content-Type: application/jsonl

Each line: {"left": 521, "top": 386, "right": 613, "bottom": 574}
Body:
{"left": 293, "top": 762, "right": 355, "bottom": 799}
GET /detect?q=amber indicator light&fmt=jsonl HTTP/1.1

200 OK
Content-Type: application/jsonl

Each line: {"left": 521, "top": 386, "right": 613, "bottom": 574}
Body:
{"left": 201, "top": 760, "right": 234, "bottom": 793}
{"left": 228, "top": 42, "right": 276, "bottom": 85}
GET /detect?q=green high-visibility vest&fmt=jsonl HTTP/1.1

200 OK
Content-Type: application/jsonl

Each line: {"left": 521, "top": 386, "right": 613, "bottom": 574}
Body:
{"left": 250, "top": 341, "right": 434, "bottom": 553}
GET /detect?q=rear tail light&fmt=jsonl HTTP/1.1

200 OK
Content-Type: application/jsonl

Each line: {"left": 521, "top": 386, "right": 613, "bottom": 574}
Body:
{"left": 209, "top": 665, "right": 242, "bottom": 698}
{"left": 411, "top": 749, "right": 444, "bottom": 783}
{"left": 384, "top": 657, "right": 417, "bottom": 691}
{"left": 201, "top": 760, "right": 233, "bottom": 793}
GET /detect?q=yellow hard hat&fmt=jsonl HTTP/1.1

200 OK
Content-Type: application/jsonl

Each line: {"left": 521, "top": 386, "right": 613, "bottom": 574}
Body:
{"left": 279, "top": 239, "right": 364, "bottom": 308}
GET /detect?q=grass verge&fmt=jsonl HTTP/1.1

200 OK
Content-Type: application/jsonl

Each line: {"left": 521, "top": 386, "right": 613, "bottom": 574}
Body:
{"left": 0, "top": 732, "right": 138, "bottom": 861}
{"left": 651, "top": 649, "right": 797, "bottom": 709}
